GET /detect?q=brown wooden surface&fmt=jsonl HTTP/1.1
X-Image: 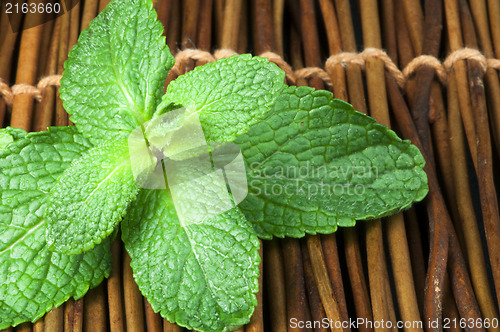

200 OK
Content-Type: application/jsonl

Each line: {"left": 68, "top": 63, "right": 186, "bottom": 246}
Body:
{"left": 1, "top": 0, "right": 500, "bottom": 331}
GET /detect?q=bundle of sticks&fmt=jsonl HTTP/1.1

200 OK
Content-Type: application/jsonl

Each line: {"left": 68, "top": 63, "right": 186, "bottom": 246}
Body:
{"left": 1, "top": 0, "right": 499, "bottom": 331}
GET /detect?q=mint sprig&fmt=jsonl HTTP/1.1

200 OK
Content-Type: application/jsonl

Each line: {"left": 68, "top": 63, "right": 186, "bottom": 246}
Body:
{"left": 0, "top": 0, "right": 429, "bottom": 330}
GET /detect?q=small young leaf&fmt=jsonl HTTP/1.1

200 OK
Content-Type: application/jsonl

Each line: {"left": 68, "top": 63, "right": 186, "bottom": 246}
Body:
{"left": 60, "top": 0, "right": 174, "bottom": 144}
{"left": 122, "top": 189, "right": 260, "bottom": 332}
{"left": 45, "top": 139, "right": 139, "bottom": 254}
{"left": 0, "top": 127, "right": 111, "bottom": 329}
{"left": 158, "top": 54, "right": 286, "bottom": 143}
{"left": 235, "top": 86, "right": 429, "bottom": 239}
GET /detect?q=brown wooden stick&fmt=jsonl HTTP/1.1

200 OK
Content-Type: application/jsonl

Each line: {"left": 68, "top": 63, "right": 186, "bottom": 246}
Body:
{"left": 33, "top": 320, "right": 44, "bottom": 332}
{"left": 306, "top": 236, "right": 343, "bottom": 332}
{"left": 34, "top": 15, "right": 60, "bottom": 132}
{"left": 44, "top": 307, "right": 64, "bottom": 332}
{"left": 167, "top": 0, "right": 181, "bottom": 54}
{"left": 246, "top": 243, "right": 264, "bottom": 332}
{"left": 123, "top": 250, "right": 144, "bottom": 332}
{"left": 221, "top": 0, "right": 242, "bottom": 50}
{"left": 298, "top": 0, "right": 324, "bottom": 91}
{"left": 320, "top": 234, "right": 350, "bottom": 326}
{"left": 342, "top": 229, "right": 373, "bottom": 332}
{"left": 36, "top": 18, "right": 55, "bottom": 79}
{"left": 264, "top": 239, "right": 287, "bottom": 332}
{"left": 467, "top": 58, "right": 500, "bottom": 309}
{"left": 197, "top": 0, "right": 213, "bottom": 51}
{"left": 16, "top": 323, "right": 32, "bottom": 332}
{"left": 282, "top": 238, "right": 308, "bottom": 331}
{"left": 144, "top": 299, "right": 162, "bottom": 332}
{"left": 328, "top": 2, "right": 371, "bottom": 328}
{"left": 443, "top": 0, "right": 477, "bottom": 170}
{"left": 318, "top": 0, "right": 347, "bottom": 100}
{"left": 386, "top": 71, "right": 483, "bottom": 330}
{"left": 272, "top": 0, "right": 284, "bottom": 56}
{"left": 181, "top": 0, "right": 199, "bottom": 49}
{"left": 55, "top": 2, "right": 70, "bottom": 127}
{"left": 213, "top": 0, "right": 224, "bottom": 48}
{"left": 394, "top": 0, "right": 415, "bottom": 68}
{"left": 64, "top": 298, "right": 83, "bottom": 332}
{"left": 80, "top": 0, "right": 99, "bottom": 31}
{"left": 237, "top": 0, "right": 248, "bottom": 54}
{"left": 301, "top": 240, "right": 328, "bottom": 332}
{"left": 447, "top": 73, "right": 500, "bottom": 328}
{"left": 155, "top": 0, "right": 172, "bottom": 35}
{"left": 469, "top": 0, "right": 500, "bottom": 160}
{"left": 83, "top": 284, "right": 107, "bottom": 332}
{"left": 69, "top": 0, "right": 80, "bottom": 49}
{"left": 252, "top": 0, "right": 274, "bottom": 54}
{"left": 381, "top": 0, "right": 398, "bottom": 63}
{"left": 358, "top": 0, "right": 399, "bottom": 328}
{"left": 162, "top": 319, "right": 182, "bottom": 332}
{"left": 489, "top": 0, "right": 500, "bottom": 59}
{"left": 458, "top": 0, "right": 500, "bottom": 308}
{"left": 385, "top": 213, "right": 423, "bottom": 331}
{"left": 108, "top": 238, "right": 125, "bottom": 332}
{"left": 404, "top": 208, "right": 426, "bottom": 313}
{"left": 401, "top": 0, "right": 424, "bottom": 55}
{"left": 98, "top": 0, "right": 111, "bottom": 13}
{"left": 10, "top": 0, "right": 45, "bottom": 131}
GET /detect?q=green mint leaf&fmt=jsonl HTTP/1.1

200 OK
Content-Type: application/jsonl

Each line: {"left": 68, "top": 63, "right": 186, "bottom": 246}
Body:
{"left": 158, "top": 54, "right": 286, "bottom": 143}
{"left": 122, "top": 189, "right": 260, "bottom": 332}
{"left": 0, "top": 127, "right": 111, "bottom": 329}
{"left": 0, "top": 127, "right": 27, "bottom": 151}
{"left": 60, "top": 0, "right": 174, "bottom": 144}
{"left": 235, "top": 86, "right": 429, "bottom": 239}
{"left": 45, "top": 138, "right": 139, "bottom": 254}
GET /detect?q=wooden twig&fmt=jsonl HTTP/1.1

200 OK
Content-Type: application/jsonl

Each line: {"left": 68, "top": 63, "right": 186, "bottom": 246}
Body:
{"left": 44, "top": 307, "right": 64, "bottom": 332}
{"left": 80, "top": 0, "right": 98, "bottom": 31}
{"left": 55, "top": 2, "right": 70, "bottom": 127}
{"left": 83, "top": 285, "right": 107, "bottom": 332}
{"left": 144, "top": 299, "right": 162, "bottom": 332}
{"left": 489, "top": 0, "right": 500, "bottom": 59}
{"left": 34, "top": 16, "right": 60, "bottom": 132}
{"left": 123, "top": 251, "right": 144, "bottom": 332}
{"left": 246, "top": 243, "right": 264, "bottom": 332}
{"left": 469, "top": 0, "right": 500, "bottom": 151}
{"left": 443, "top": 0, "right": 477, "bottom": 170}
{"left": 301, "top": 240, "right": 328, "bottom": 332}
{"left": 264, "top": 239, "right": 287, "bottom": 332}
{"left": 64, "top": 298, "right": 83, "bottom": 332}
{"left": 386, "top": 71, "right": 483, "bottom": 331}
{"left": 459, "top": 0, "right": 500, "bottom": 309}
{"left": 221, "top": 0, "right": 242, "bottom": 50}
{"left": 358, "top": 0, "right": 398, "bottom": 328}
{"left": 403, "top": 209, "right": 426, "bottom": 313}
{"left": 108, "top": 238, "right": 125, "bottom": 332}
{"left": 252, "top": 0, "right": 274, "bottom": 54}
{"left": 197, "top": 0, "right": 213, "bottom": 52}
{"left": 447, "top": 72, "right": 500, "bottom": 327}
{"left": 306, "top": 236, "right": 344, "bottom": 332}
{"left": 181, "top": 0, "right": 199, "bottom": 49}
{"left": 380, "top": 0, "right": 397, "bottom": 63}
{"left": 282, "top": 238, "right": 309, "bottom": 331}
{"left": 272, "top": 0, "right": 284, "bottom": 56}
{"left": 10, "top": 0, "right": 45, "bottom": 130}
